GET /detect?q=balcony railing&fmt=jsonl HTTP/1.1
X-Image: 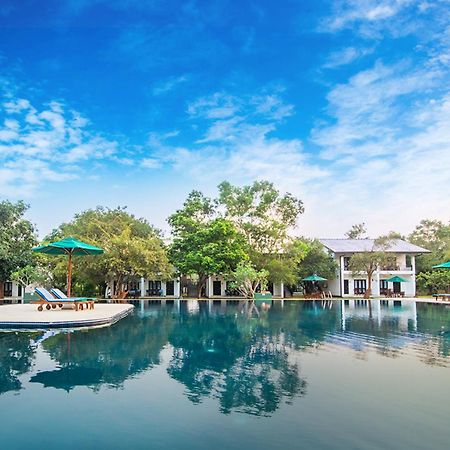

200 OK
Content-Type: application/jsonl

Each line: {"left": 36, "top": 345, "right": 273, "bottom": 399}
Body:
{"left": 379, "top": 266, "right": 413, "bottom": 271}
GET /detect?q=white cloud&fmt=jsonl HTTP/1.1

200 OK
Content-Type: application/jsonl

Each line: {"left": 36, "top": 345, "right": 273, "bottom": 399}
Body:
{"left": 152, "top": 75, "right": 188, "bottom": 96}
{"left": 141, "top": 158, "right": 161, "bottom": 169}
{"left": 0, "top": 83, "right": 123, "bottom": 197}
{"left": 322, "top": 0, "right": 417, "bottom": 32}
{"left": 323, "top": 46, "right": 375, "bottom": 68}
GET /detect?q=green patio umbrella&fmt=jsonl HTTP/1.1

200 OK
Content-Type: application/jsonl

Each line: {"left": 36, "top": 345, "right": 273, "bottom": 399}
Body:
{"left": 302, "top": 274, "right": 327, "bottom": 282}
{"left": 432, "top": 261, "right": 450, "bottom": 269}
{"left": 33, "top": 237, "right": 104, "bottom": 297}
{"left": 384, "top": 276, "right": 409, "bottom": 283}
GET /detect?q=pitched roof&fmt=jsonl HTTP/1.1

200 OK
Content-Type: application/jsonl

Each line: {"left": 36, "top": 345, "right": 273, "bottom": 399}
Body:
{"left": 318, "top": 238, "right": 430, "bottom": 254}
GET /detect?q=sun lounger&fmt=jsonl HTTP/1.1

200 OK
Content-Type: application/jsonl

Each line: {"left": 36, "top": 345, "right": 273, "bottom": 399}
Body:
{"left": 51, "top": 288, "right": 96, "bottom": 310}
{"left": 32, "top": 287, "right": 94, "bottom": 312}
{"left": 432, "top": 293, "right": 450, "bottom": 301}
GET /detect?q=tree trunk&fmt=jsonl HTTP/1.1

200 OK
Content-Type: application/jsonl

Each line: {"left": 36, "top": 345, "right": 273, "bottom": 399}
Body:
{"left": 0, "top": 281, "right": 4, "bottom": 299}
{"left": 364, "top": 271, "right": 373, "bottom": 299}
{"left": 197, "top": 275, "right": 206, "bottom": 298}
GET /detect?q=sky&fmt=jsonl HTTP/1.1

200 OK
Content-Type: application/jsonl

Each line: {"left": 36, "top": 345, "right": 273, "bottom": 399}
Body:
{"left": 0, "top": 0, "right": 449, "bottom": 239}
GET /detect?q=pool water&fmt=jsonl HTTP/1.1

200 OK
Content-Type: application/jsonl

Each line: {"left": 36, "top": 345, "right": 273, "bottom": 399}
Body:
{"left": 1, "top": 300, "right": 449, "bottom": 450}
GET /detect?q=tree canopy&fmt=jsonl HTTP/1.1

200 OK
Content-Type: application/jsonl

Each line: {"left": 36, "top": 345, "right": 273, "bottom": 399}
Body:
{"left": 345, "top": 223, "right": 368, "bottom": 239}
{"left": 409, "top": 219, "right": 450, "bottom": 273}
{"left": 45, "top": 207, "right": 172, "bottom": 296}
{"left": 296, "top": 239, "right": 338, "bottom": 283}
{"left": 0, "top": 201, "right": 37, "bottom": 298}
{"left": 168, "top": 191, "right": 249, "bottom": 297}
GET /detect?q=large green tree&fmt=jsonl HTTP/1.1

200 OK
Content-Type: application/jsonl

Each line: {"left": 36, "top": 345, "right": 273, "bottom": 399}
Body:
{"left": 218, "top": 181, "right": 304, "bottom": 284}
{"left": 409, "top": 219, "right": 450, "bottom": 274}
{"left": 416, "top": 270, "right": 450, "bottom": 294}
{"left": 168, "top": 191, "right": 249, "bottom": 297}
{"left": 0, "top": 201, "right": 37, "bottom": 298}
{"left": 46, "top": 207, "right": 172, "bottom": 296}
{"left": 296, "top": 239, "right": 338, "bottom": 291}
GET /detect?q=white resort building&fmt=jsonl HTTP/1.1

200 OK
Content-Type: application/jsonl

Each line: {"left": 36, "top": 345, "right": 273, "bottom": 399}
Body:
{"left": 319, "top": 238, "right": 430, "bottom": 298}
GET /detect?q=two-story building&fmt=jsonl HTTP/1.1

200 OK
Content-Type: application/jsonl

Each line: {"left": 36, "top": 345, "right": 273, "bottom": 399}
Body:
{"left": 318, "top": 239, "right": 429, "bottom": 297}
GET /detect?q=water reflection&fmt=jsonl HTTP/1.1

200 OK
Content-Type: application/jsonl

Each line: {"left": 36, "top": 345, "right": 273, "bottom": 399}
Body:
{"left": 0, "top": 331, "right": 41, "bottom": 394}
{"left": 31, "top": 308, "right": 175, "bottom": 392}
{"left": 0, "top": 300, "right": 449, "bottom": 415}
{"left": 168, "top": 302, "right": 307, "bottom": 416}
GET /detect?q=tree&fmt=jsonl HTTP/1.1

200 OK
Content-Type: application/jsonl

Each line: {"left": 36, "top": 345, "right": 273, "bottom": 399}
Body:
{"left": 228, "top": 262, "right": 269, "bottom": 298}
{"left": 296, "top": 239, "right": 338, "bottom": 290}
{"left": 348, "top": 236, "right": 395, "bottom": 299}
{"left": 409, "top": 219, "right": 450, "bottom": 274}
{"left": 218, "top": 181, "right": 304, "bottom": 284}
{"left": 416, "top": 270, "right": 450, "bottom": 294}
{"left": 10, "top": 264, "right": 48, "bottom": 297}
{"left": 345, "top": 223, "right": 367, "bottom": 239}
{"left": 0, "top": 201, "right": 37, "bottom": 298}
{"left": 168, "top": 192, "right": 249, "bottom": 297}
{"left": 46, "top": 207, "right": 172, "bottom": 296}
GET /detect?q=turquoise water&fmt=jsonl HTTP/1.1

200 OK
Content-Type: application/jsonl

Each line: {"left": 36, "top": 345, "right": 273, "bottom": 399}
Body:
{"left": 1, "top": 300, "right": 449, "bottom": 450}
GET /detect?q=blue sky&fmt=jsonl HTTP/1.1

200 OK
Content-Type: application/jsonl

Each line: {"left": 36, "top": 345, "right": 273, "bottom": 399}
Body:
{"left": 0, "top": 0, "right": 449, "bottom": 238}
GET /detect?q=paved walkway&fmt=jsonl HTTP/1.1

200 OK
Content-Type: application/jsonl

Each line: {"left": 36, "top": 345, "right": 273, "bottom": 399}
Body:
{"left": 0, "top": 303, "right": 134, "bottom": 329}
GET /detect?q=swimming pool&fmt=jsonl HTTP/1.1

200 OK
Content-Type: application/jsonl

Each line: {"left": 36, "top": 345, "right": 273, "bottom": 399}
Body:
{"left": 1, "top": 300, "right": 449, "bottom": 450}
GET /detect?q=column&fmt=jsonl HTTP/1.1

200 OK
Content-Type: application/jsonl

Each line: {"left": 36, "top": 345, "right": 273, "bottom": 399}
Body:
{"left": 280, "top": 282, "right": 284, "bottom": 298}
{"left": 140, "top": 277, "right": 145, "bottom": 297}
{"left": 374, "top": 268, "right": 380, "bottom": 297}
{"left": 340, "top": 255, "right": 345, "bottom": 297}
{"left": 411, "top": 255, "right": 416, "bottom": 297}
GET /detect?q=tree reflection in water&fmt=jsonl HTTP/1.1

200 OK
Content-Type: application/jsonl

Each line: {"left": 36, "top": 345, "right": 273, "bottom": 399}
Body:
{"left": 0, "top": 331, "right": 41, "bottom": 395}
{"left": 1, "top": 299, "right": 449, "bottom": 405}
{"left": 32, "top": 308, "right": 175, "bottom": 391}
{"left": 168, "top": 302, "right": 307, "bottom": 416}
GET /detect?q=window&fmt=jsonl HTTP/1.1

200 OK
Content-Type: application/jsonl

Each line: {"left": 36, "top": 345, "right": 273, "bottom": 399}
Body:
{"left": 4, "top": 282, "right": 12, "bottom": 297}
{"left": 166, "top": 280, "right": 175, "bottom": 296}
{"left": 380, "top": 280, "right": 388, "bottom": 295}
{"left": 406, "top": 255, "right": 412, "bottom": 269}
{"left": 148, "top": 280, "right": 162, "bottom": 296}
{"left": 343, "top": 279, "right": 349, "bottom": 295}
{"left": 343, "top": 257, "right": 350, "bottom": 270}
{"left": 354, "top": 279, "right": 367, "bottom": 295}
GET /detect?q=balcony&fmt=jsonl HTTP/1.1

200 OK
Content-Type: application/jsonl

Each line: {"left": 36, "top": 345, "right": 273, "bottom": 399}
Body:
{"left": 379, "top": 266, "right": 413, "bottom": 272}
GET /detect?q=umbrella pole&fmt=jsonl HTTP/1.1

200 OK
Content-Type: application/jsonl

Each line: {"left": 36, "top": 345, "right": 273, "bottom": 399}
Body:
{"left": 68, "top": 252, "right": 72, "bottom": 298}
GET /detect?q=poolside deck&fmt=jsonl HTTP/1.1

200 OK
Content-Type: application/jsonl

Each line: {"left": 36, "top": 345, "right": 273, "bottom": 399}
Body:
{"left": 0, "top": 303, "right": 134, "bottom": 329}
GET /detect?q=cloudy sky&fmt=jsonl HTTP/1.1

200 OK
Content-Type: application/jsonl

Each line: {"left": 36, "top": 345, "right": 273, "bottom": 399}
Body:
{"left": 0, "top": 0, "right": 449, "bottom": 238}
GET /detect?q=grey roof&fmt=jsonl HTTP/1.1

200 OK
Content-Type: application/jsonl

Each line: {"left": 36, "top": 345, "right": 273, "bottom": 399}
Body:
{"left": 319, "top": 238, "right": 430, "bottom": 254}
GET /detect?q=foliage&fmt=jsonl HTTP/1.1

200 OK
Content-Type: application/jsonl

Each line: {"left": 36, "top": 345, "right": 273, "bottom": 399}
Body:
{"left": 409, "top": 219, "right": 450, "bottom": 274}
{"left": 168, "top": 191, "right": 249, "bottom": 297}
{"left": 218, "top": 181, "right": 304, "bottom": 286}
{"left": 296, "top": 239, "right": 339, "bottom": 283}
{"left": 0, "top": 201, "right": 37, "bottom": 298}
{"left": 45, "top": 207, "right": 171, "bottom": 296}
{"left": 218, "top": 180, "right": 304, "bottom": 256}
{"left": 228, "top": 262, "right": 269, "bottom": 298}
{"left": 416, "top": 270, "right": 450, "bottom": 294}
{"left": 345, "top": 223, "right": 367, "bottom": 239}
{"left": 261, "top": 238, "right": 309, "bottom": 286}
{"left": 348, "top": 236, "right": 394, "bottom": 298}
{"left": 167, "top": 308, "right": 306, "bottom": 415}
{"left": 10, "top": 264, "right": 48, "bottom": 291}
